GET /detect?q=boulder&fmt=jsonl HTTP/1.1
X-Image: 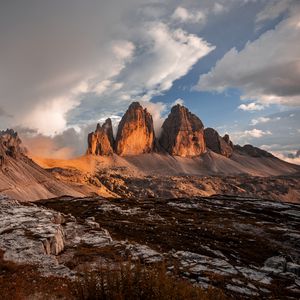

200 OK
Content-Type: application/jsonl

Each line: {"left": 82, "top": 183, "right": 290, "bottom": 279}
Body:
{"left": 115, "top": 102, "right": 155, "bottom": 156}
{"left": 264, "top": 256, "right": 286, "bottom": 272}
{"left": 159, "top": 104, "right": 206, "bottom": 157}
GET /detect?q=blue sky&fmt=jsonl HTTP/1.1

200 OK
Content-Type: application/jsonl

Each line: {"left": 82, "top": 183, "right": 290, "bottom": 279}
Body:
{"left": 0, "top": 0, "right": 299, "bottom": 160}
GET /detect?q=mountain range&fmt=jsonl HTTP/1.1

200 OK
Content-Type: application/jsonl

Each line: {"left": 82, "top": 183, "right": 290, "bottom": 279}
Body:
{"left": 86, "top": 102, "right": 286, "bottom": 160}
{"left": 0, "top": 102, "right": 299, "bottom": 202}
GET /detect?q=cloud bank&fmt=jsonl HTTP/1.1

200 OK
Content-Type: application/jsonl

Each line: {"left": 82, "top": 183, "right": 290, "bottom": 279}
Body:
{"left": 196, "top": 2, "right": 300, "bottom": 107}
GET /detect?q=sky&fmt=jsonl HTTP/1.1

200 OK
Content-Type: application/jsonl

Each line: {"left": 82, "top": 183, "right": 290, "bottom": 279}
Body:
{"left": 0, "top": 0, "right": 299, "bottom": 162}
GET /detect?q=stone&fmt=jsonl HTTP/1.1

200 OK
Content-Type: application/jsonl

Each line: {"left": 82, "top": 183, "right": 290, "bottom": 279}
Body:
{"left": 204, "top": 128, "right": 233, "bottom": 158}
{"left": 286, "top": 262, "right": 300, "bottom": 277}
{"left": 159, "top": 104, "right": 206, "bottom": 157}
{"left": 115, "top": 102, "right": 155, "bottom": 156}
{"left": 264, "top": 256, "right": 286, "bottom": 272}
{"left": 87, "top": 118, "right": 114, "bottom": 156}
{"left": 0, "top": 200, "right": 68, "bottom": 275}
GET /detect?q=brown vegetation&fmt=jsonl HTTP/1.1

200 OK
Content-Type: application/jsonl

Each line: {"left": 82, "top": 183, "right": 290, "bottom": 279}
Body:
{"left": 74, "top": 261, "right": 227, "bottom": 300}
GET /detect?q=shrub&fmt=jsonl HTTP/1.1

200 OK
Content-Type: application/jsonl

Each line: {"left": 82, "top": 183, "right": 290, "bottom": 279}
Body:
{"left": 74, "top": 261, "right": 227, "bottom": 300}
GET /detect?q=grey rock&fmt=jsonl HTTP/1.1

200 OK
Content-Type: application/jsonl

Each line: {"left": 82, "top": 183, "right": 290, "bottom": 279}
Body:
{"left": 264, "top": 256, "right": 286, "bottom": 272}
{"left": 287, "top": 262, "right": 300, "bottom": 277}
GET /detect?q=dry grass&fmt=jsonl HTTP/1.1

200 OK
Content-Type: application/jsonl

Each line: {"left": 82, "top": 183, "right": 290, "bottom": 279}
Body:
{"left": 74, "top": 261, "right": 227, "bottom": 300}
{"left": 0, "top": 250, "right": 73, "bottom": 300}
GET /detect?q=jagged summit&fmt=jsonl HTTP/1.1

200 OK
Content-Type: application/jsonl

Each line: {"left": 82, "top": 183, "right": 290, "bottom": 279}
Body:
{"left": 159, "top": 104, "right": 206, "bottom": 157}
{"left": 204, "top": 128, "right": 233, "bottom": 158}
{"left": 0, "top": 129, "right": 25, "bottom": 159}
{"left": 86, "top": 102, "right": 283, "bottom": 161}
{"left": 87, "top": 118, "right": 114, "bottom": 156}
{"left": 114, "top": 102, "right": 155, "bottom": 156}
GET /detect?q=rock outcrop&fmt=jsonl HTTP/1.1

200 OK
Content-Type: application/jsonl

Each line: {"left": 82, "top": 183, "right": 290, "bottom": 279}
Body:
{"left": 115, "top": 102, "right": 155, "bottom": 156}
{"left": 223, "top": 134, "right": 234, "bottom": 149}
{"left": 87, "top": 118, "right": 114, "bottom": 156}
{"left": 204, "top": 128, "right": 233, "bottom": 158}
{"left": 234, "top": 144, "right": 274, "bottom": 158}
{"left": 0, "top": 129, "right": 24, "bottom": 159}
{"left": 159, "top": 104, "right": 206, "bottom": 157}
{"left": 0, "top": 129, "right": 85, "bottom": 201}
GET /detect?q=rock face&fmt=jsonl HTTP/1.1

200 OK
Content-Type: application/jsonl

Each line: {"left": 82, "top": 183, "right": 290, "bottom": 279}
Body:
{"left": 0, "top": 129, "right": 85, "bottom": 201}
{"left": 204, "top": 128, "right": 233, "bottom": 158}
{"left": 159, "top": 104, "right": 206, "bottom": 157}
{"left": 0, "top": 129, "right": 24, "bottom": 159}
{"left": 223, "top": 134, "right": 234, "bottom": 149}
{"left": 234, "top": 144, "right": 274, "bottom": 158}
{"left": 87, "top": 118, "right": 114, "bottom": 156}
{"left": 115, "top": 102, "right": 155, "bottom": 156}
{"left": 0, "top": 199, "right": 112, "bottom": 277}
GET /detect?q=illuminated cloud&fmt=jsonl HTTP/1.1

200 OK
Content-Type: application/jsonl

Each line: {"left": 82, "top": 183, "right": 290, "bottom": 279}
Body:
{"left": 250, "top": 117, "right": 270, "bottom": 126}
{"left": 238, "top": 103, "right": 265, "bottom": 111}
{"left": 196, "top": 3, "right": 300, "bottom": 107}
{"left": 172, "top": 6, "right": 206, "bottom": 24}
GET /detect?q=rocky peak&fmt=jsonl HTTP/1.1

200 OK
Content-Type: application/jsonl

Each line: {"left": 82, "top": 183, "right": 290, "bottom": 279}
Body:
{"left": 102, "top": 118, "right": 114, "bottom": 149}
{"left": 204, "top": 128, "right": 234, "bottom": 158}
{"left": 159, "top": 104, "right": 206, "bottom": 157}
{"left": 0, "top": 129, "right": 24, "bottom": 160}
{"left": 223, "top": 134, "right": 234, "bottom": 148}
{"left": 87, "top": 118, "right": 114, "bottom": 156}
{"left": 234, "top": 144, "right": 274, "bottom": 158}
{"left": 115, "top": 102, "right": 155, "bottom": 156}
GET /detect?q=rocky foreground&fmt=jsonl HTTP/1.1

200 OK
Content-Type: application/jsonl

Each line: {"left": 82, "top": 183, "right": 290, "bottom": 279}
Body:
{"left": 1, "top": 195, "right": 300, "bottom": 299}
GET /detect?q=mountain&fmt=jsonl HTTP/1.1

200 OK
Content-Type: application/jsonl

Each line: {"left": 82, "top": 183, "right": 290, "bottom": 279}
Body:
{"left": 115, "top": 102, "right": 155, "bottom": 156}
{"left": 204, "top": 128, "right": 233, "bottom": 158}
{"left": 159, "top": 104, "right": 206, "bottom": 157}
{"left": 0, "top": 129, "right": 86, "bottom": 201}
{"left": 87, "top": 118, "right": 114, "bottom": 156}
{"left": 2, "top": 102, "right": 300, "bottom": 202}
{"left": 85, "top": 101, "right": 295, "bottom": 162}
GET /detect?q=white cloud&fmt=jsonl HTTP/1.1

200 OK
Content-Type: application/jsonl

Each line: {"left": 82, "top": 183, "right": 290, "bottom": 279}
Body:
{"left": 172, "top": 98, "right": 185, "bottom": 106}
{"left": 0, "top": 1, "right": 214, "bottom": 141}
{"left": 22, "top": 97, "right": 78, "bottom": 136}
{"left": 212, "top": 3, "right": 226, "bottom": 15}
{"left": 242, "top": 129, "right": 272, "bottom": 138}
{"left": 250, "top": 117, "right": 270, "bottom": 126}
{"left": 256, "top": 0, "right": 293, "bottom": 24}
{"left": 270, "top": 151, "right": 300, "bottom": 165}
{"left": 231, "top": 110, "right": 300, "bottom": 154}
{"left": 93, "top": 80, "right": 112, "bottom": 95}
{"left": 172, "top": 6, "right": 206, "bottom": 24}
{"left": 133, "top": 22, "right": 215, "bottom": 94}
{"left": 141, "top": 101, "right": 167, "bottom": 137}
{"left": 238, "top": 103, "right": 265, "bottom": 111}
{"left": 196, "top": 4, "right": 300, "bottom": 107}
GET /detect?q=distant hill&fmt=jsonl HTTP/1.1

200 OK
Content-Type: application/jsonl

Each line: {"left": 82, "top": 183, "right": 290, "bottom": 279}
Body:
{"left": 0, "top": 129, "right": 85, "bottom": 201}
